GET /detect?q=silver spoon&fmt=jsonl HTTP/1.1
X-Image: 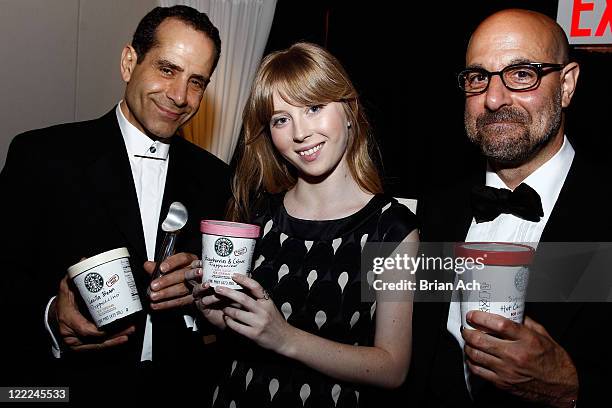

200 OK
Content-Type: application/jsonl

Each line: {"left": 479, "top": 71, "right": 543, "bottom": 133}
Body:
{"left": 148, "top": 201, "right": 188, "bottom": 295}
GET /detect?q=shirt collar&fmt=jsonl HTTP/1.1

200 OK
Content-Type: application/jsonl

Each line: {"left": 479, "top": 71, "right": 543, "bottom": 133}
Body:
{"left": 116, "top": 102, "right": 170, "bottom": 160}
{"left": 485, "top": 135, "right": 575, "bottom": 219}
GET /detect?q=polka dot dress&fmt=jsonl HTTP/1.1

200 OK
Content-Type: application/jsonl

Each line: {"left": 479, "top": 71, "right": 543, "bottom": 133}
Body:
{"left": 211, "top": 194, "right": 417, "bottom": 408}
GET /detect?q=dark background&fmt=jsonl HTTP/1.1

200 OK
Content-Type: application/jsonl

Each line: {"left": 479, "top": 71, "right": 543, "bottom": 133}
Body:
{"left": 260, "top": 0, "right": 611, "bottom": 199}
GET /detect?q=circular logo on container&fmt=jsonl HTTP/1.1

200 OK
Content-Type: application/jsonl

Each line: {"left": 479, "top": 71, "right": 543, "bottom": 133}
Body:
{"left": 514, "top": 267, "right": 528, "bottom": 292}
{"left": 214, "top": 237, "right": 233, "bottom": 257}
{"left": 84, "top": 272, "right": 104, "bottom": 293}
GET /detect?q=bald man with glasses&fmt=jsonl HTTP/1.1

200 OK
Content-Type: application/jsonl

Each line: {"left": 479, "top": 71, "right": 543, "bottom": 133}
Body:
{"left": 413, "top": 8, "right": 612, "bottom": 408}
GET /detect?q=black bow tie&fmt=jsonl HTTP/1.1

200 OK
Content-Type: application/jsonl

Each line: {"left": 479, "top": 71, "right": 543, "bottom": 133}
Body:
{"left": 471, "top": 183, "right": 544, "bottom": 223}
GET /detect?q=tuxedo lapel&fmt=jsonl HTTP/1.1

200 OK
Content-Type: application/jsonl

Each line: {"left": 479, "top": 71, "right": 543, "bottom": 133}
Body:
{"left": 541, "top": 158, "right": 581, "bottom": 242}
{"left": 419, "top": 172, "right": 482, "bottom": 243}
{"left": 450, "top": 172, "right": 482, "bottom": 242}
{"left": 84, "top": 110, "right": 147, "bottom": 261}
{"left": 530, "top": 156, "right": 595, "bottom": 339}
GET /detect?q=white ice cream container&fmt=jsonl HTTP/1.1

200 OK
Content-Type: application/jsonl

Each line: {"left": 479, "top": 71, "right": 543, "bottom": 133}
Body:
{"left": 455, "top": 242, "right": 535, "bottom": 329}
{"left": 67, "top": 247, "right": 142, "bottom": 328}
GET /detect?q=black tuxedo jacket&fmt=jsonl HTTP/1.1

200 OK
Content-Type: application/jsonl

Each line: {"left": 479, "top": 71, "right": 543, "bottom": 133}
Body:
{"left": 412, "top": 154, "right": 612, "bottom": 407}
{"left": 0, "top": 109, "right": 230, "bottom": 397}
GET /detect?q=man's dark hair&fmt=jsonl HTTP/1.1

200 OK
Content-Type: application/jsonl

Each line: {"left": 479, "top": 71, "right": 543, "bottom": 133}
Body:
{"left": 132, "top": 5, "right": 221, "bottom": 72}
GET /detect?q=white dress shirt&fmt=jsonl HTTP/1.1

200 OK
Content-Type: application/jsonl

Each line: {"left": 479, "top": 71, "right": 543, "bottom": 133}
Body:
{"left": 46, "top": 102, "right": 170, "bottom": 361}
{"left": 447, "top": 135, "right": 575, "bottom": 393}
{"left": 117, "top": 102, "right": 170, "bottom": 361}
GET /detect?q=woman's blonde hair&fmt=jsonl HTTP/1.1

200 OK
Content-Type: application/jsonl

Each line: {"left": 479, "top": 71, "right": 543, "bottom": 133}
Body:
{"left": 228, "top": 42, "right": 383, "bottom": 221}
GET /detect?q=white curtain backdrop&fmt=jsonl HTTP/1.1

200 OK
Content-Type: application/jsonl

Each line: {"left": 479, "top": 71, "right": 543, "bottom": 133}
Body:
{"left": 160, "top": 0, "right": 277, "bottom": 163}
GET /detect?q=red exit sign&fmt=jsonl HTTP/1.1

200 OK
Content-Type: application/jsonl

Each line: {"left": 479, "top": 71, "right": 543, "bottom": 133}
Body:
{"left": 558, "top": 0, "right": 612, "bottom": 44}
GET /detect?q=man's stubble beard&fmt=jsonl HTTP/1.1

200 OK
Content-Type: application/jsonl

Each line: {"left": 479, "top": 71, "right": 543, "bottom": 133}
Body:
{"left": 464, "top": 88, "right": 562, "bottom": 167}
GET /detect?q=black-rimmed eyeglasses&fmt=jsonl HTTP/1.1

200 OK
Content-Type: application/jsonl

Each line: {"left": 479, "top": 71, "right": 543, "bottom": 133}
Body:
{"left": 457, "top": 62, "right": 566, "bottom": 94}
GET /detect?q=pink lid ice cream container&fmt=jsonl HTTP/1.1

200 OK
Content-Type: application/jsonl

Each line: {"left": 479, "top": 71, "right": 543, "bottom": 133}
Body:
{"left": 200, "top": 220, "right": 261, "bottom": 289}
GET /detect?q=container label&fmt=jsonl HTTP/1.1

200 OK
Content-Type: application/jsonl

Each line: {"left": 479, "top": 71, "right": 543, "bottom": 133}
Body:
{"left": 460, "top": 265, "right": 530, "bottom": 329}
{"left": 202, "top": 235, "right": 256, "bottom": 289}
{"left": 73, "top": 258, "right": 142, "bottom": 327}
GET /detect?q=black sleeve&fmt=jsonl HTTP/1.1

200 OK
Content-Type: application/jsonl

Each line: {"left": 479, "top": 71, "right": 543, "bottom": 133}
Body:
{"left": 0, "top": 133, "right": 58, "bottom": 383}
{"left": 378, "top": 199, "right": 419, "bottom": 243}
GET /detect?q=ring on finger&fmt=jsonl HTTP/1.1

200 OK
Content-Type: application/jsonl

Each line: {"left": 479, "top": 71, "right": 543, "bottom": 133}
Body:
{"left": 261, "top": 289, "right": 271, "bottom": 301}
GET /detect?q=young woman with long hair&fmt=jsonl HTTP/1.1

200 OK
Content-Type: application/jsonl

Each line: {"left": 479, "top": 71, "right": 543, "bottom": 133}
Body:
{"left": 195, "top": 42, "right": 418, "bottom": 408}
